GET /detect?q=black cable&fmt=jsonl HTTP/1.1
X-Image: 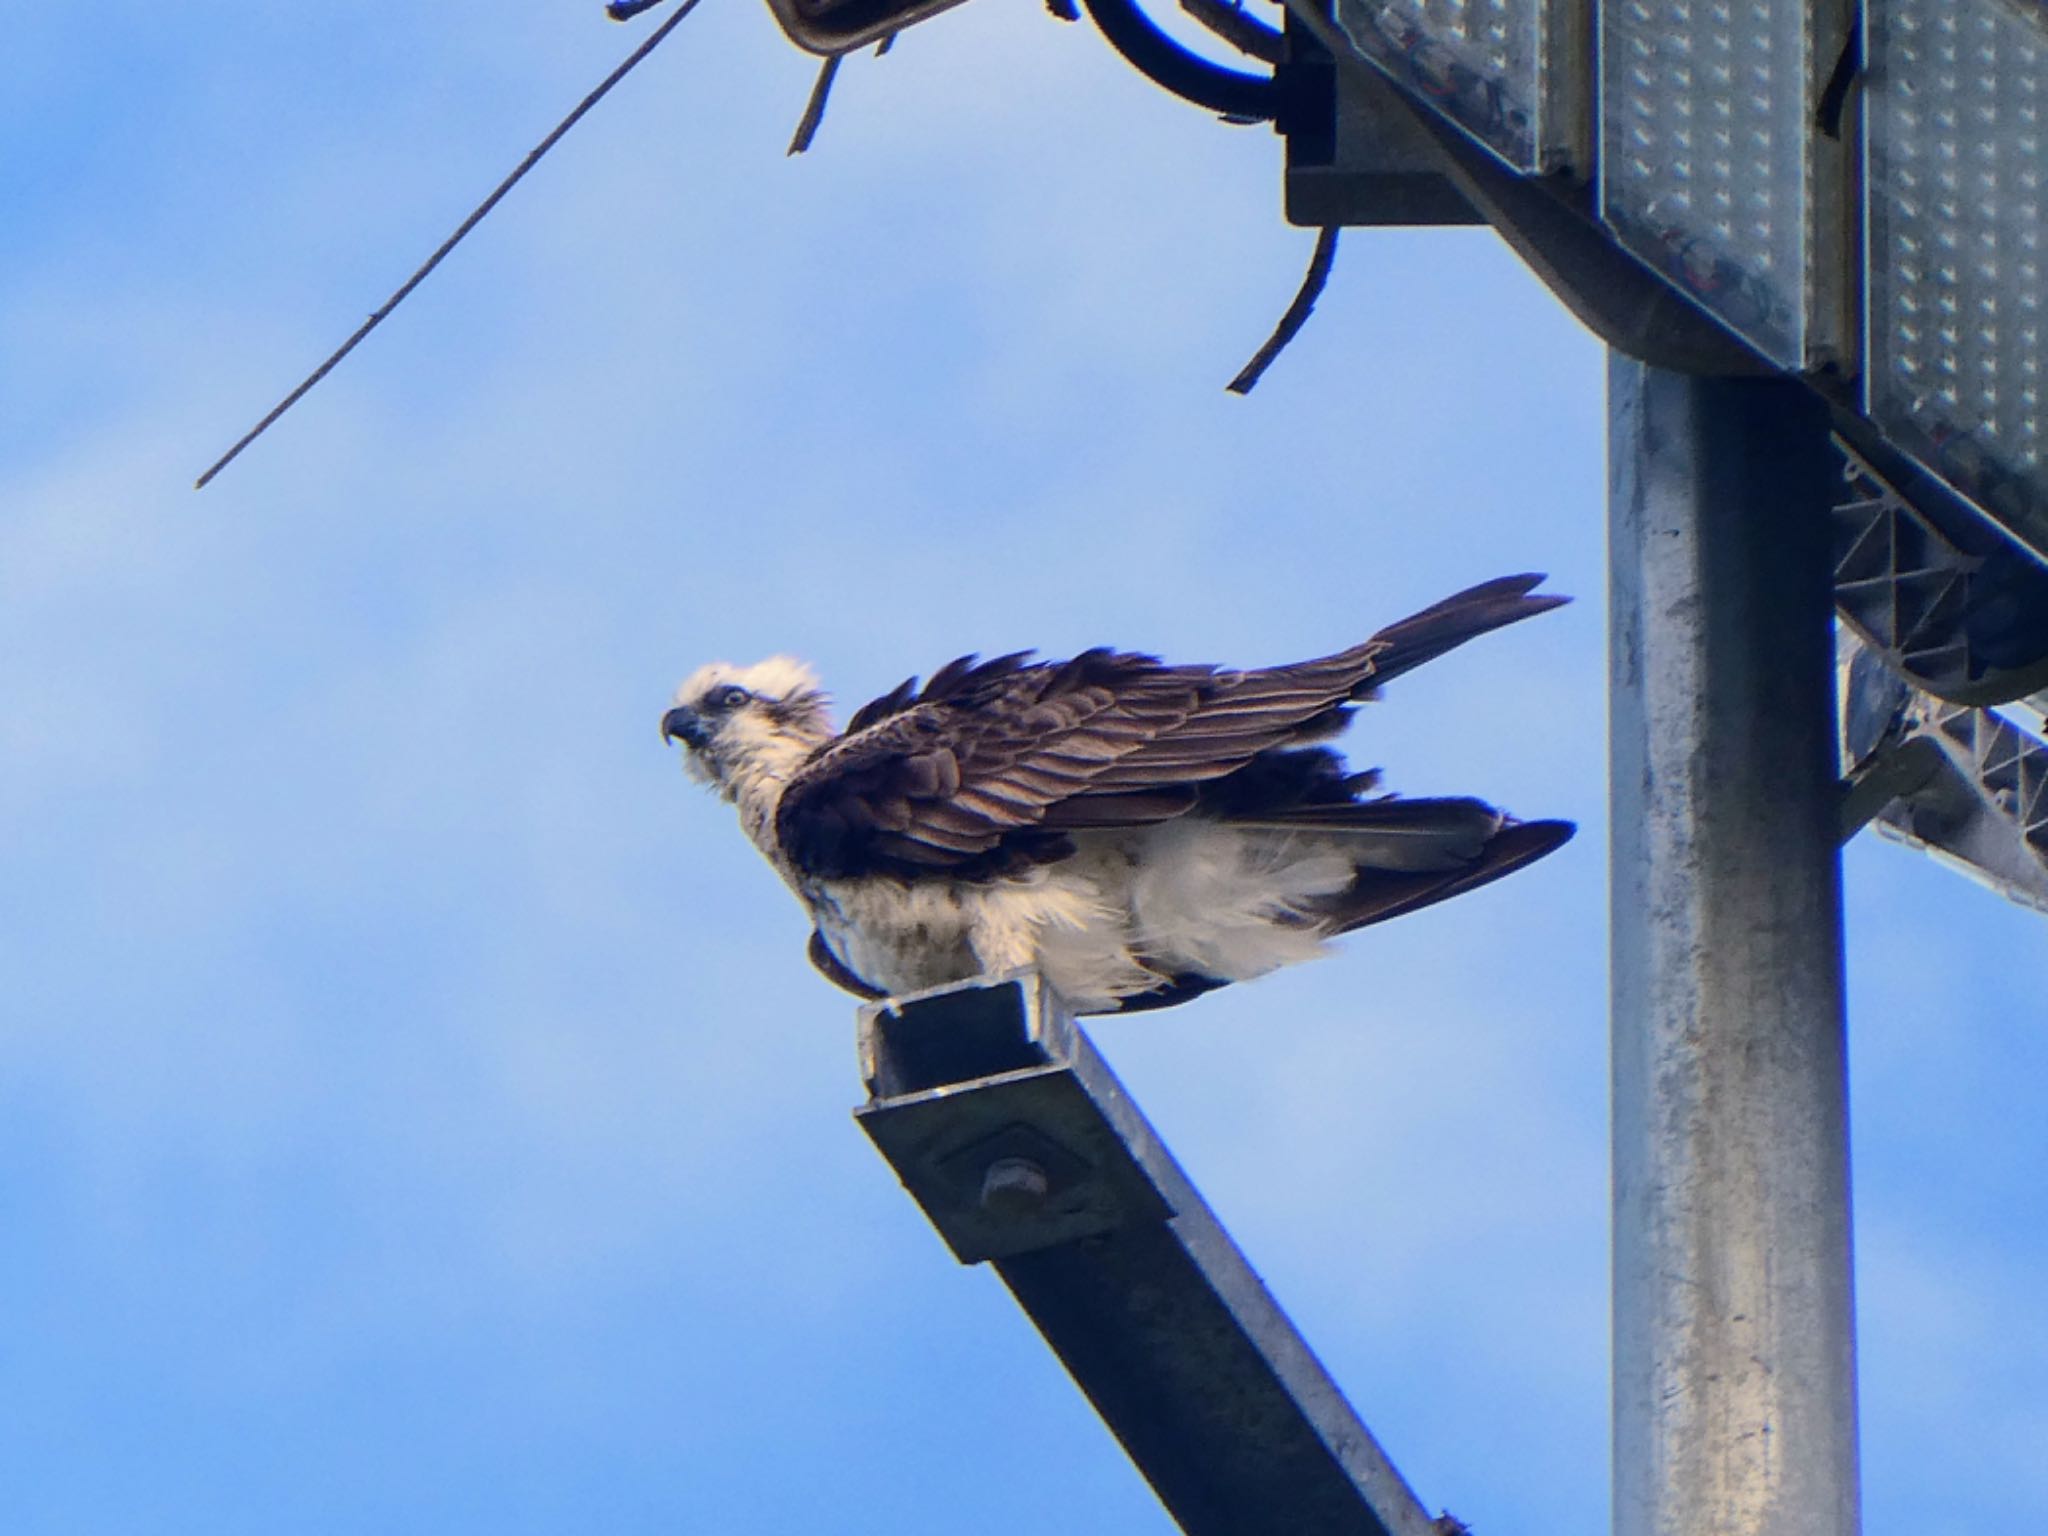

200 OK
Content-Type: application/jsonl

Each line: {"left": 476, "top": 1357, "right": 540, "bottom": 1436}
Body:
{"left": 1178, "top": 0, "right": 1284, "bottom": 65}
{"left": 195, "top": 0, "right": 703, "bottom": 489}
{"left": 788, "top": 55, "right": 840, "bottom": 154}
{"left": 1228, "top": 226, "right": 1338, "bottom": 394}
{"left": 1077, "top": 0, "right": 1279, "bottom": 120}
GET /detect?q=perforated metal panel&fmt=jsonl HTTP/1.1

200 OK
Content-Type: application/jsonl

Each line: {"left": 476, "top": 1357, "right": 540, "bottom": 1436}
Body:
{"left": 1598, "top": 0, "right": 1851, "bottom": 368}
{"left": 1331, "top": 0, "right": 1586, "bottom": 173}
{"left": 1865, "top": 0, "right": 2048, "bottom": 559}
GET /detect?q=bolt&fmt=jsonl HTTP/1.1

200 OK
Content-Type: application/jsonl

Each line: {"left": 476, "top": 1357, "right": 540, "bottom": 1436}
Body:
{"left": 980, "top": 1156, "right": 1049, "bottom": 1217}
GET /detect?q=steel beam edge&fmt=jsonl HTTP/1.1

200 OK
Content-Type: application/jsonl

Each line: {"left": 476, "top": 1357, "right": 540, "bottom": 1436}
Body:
{"left": 854, "top": 970, "right": 1444, "bottom": 1536}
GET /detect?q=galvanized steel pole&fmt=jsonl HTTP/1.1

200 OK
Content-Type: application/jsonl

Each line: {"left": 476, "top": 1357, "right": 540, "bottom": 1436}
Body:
{"left": 1608, "top": 357, "right": 1862, "bottom": 1536}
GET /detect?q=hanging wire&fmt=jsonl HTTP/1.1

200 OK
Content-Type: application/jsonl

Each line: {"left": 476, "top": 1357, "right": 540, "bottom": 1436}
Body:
{"left": 787, "top": 56, "right": 842, "bottom": 155}
{"left": 195, "top": 0, "right": 705, "bottom": 490}
{"left": 1075, "top": 0, "right": 1278, "bottom": 118}
{"left": 1228, "top": 226, "right": 1338, "bottom": 394}
{"left": 789, "top": 34, "right": 896, "bottom": 156}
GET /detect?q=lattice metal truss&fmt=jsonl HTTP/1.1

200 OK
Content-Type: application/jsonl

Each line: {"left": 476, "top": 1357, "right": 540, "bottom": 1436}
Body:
{"left": 1834, "top": 436, "right": 2048, "bottom": 909}
{"left": 1832, "top": 438, "right": 2048, "bottom": 707}
{"left": 1840, "top": 633, "right": 2048, "bottom": 914}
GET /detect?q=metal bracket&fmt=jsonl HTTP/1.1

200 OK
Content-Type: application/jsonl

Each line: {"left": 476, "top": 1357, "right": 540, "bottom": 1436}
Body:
{"left": 1840, "top": 633, "right": 2048, "bottom": 912}
{"left": 1276, "top": 0, "right": 1768, "bottom": 375}
{"left": 1281, "top": 17, "right": 1483, "bottom": 228}
{"left": 856, "top": 972, "right": 1445, "bottom": 1536}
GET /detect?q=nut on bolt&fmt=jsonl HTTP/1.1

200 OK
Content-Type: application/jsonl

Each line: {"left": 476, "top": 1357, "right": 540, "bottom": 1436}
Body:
{"left": 980, "top": 1156, "right": 1050, "bottom": 1217}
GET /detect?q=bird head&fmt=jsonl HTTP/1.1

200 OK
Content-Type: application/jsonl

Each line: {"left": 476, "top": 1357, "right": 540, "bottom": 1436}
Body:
{"left": 662, "top": 657, "right": 834, "bottom": 798}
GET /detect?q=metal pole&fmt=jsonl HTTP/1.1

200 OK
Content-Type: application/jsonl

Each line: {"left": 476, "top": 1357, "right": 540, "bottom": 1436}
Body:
{"left": 1607, "top": 356, "right": 1861, "bottom": 1536}
{"left": 855, "top": 973, "right": 1443, "bottom": 1536}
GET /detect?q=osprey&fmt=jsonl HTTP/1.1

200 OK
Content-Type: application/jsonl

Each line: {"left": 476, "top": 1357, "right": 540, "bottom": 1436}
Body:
{"left": 662, "top": 574, "right": 1572, "bottom": 1015}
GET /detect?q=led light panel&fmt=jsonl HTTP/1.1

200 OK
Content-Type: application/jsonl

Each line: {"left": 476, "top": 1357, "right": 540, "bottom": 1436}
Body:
{"left": 1865, "top": 0, "right": 2048, "bottom": 562}
{"left": 1331, "top": 0, "right": 1587, "bottom": 174}
{"left": 1598, "top": 0, "right": 1849, "bottom": 369}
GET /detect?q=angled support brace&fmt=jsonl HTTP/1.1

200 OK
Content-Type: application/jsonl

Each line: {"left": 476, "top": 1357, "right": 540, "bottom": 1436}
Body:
{"left": 855, "top": 972, "right": 1443, "bottom": 1536}
{"left": 1839, "top": 633, "right": 2048, "bottom": 911}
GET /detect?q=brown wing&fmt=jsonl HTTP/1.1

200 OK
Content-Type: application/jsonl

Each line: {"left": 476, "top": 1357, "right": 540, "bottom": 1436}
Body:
{"left": 775, "top": 574, "right": 1566, "bottom": 882}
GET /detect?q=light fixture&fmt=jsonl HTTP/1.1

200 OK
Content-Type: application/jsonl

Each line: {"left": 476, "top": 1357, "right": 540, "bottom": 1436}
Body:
{"left": 1597, "top": 0, "right": 1854, "bottom": 370}
{"left": 1331, "top": 0, "right": 1588, "bottom": 173}
{"left": 1864, "top": 0, "right": 2048, "bottom": 560}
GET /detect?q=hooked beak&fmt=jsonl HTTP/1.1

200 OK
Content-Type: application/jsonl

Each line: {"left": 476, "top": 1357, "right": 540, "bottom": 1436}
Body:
{"left": 661, "top": 705, "right": 713, "bottom": 749}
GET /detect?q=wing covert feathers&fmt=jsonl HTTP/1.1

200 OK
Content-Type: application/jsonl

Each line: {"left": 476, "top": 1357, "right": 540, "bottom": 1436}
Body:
{"left": 776, "top": 574, "right": 1568, "bottom": 882}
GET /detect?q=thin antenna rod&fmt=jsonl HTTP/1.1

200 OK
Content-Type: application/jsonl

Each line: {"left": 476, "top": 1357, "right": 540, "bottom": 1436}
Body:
{"left": 195, "top": 0, "right": 704, "bottom": 490}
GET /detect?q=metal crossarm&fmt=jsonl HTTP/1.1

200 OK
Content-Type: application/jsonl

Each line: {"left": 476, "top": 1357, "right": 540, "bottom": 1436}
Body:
{"left": 855, "top": 972, "right": 1443, "bottom": 1536}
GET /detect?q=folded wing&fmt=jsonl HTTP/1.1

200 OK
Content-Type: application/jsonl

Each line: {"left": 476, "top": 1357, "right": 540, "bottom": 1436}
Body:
{"left": 776, "top": 574, "right": 1566, "bottom": 882}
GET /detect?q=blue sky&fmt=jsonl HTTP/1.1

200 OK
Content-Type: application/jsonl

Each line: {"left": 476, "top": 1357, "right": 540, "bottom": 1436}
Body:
{"left": 3, "top": 4, "right": 2043, "bottom": 1533}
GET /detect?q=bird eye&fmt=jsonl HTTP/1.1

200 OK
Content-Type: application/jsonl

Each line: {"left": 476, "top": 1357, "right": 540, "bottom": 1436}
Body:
{"left": 708, "top": 684, "right": 752, "bottom": 711}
